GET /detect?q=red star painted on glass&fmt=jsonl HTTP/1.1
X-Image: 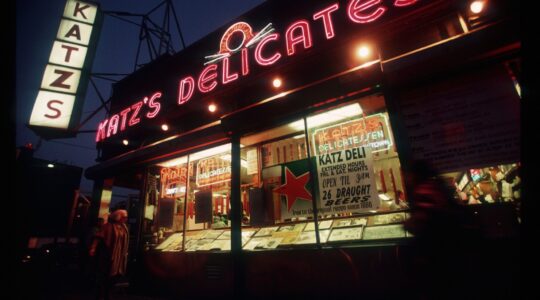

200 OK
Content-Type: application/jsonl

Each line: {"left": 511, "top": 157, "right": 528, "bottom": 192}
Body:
{"left": 273, "top": 167, "right": 312, "bottom": 211}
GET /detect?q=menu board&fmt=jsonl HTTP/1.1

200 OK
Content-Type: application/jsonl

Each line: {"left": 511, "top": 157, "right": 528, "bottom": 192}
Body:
{"left": 185, "top": 239, "right": 214, "bottom": 251}
{"left": 206, "top": 239, "right": 231, "bottom": 251}
{"left": 155, "top": 233, "right": 183, "bottom": 251}
{"left": 316, "top": 147, "right": 380, "bottom": 215}
{"left": 254, "top": 226, "right": 279, "bottom": 237}
{"left": 362, "top": 224, "right": 406, "bottom": 240}
{"left": 370, "top": 212, "right": 406, "bottom": 225}
{"left": 277, "top": 223, "right": 306, "bottom": 232}
{"left": 243, "top": 238, "right": 265, "bottom": 250}
{"left": 303, "top": 221, "right": 319, "bottom": 231}
{"left": 257, "top": 237, "right": 283, "bottom": 249}
{"left": 247, "top": 149, "right": 258, "bottom": 175}
{"left": 294, "top": 229, "right": 331, "bottom": 244}
{"left": 398, "top": 66, "right": 520, "bottom": 173}
{"left": 332, "top": 219, "right": 352, "bottom": 228}
{"left": 217, "top": 230, "right": 231, "bottom": 240}
{"left": 272, "top": 231, "right": 300, "bottom": 245}
{"left": 201, "top": 230, "right": 224, "bottom": 240}
{"left": 328, "top": 227, "right": 364, "bottom": 242}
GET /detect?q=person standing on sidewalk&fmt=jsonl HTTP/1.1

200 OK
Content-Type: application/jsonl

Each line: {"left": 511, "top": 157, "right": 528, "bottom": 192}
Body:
{"left": 89, "top": 209, "right": 129, "bottom": 300}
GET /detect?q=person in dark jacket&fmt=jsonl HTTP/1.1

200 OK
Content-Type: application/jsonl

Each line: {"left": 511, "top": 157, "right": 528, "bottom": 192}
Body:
{"left": 89, "top": 209, "right": 129, "bottom": 300}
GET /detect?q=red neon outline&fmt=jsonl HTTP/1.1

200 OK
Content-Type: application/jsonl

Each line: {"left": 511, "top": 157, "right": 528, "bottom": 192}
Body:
{"left": 285, "top": 20, "right": 313, "bottom": 56}
{"left": 254, "top": 33, "right": 282, "bottom": 66}
{"left": 219, "top": 22, "right": 254, "bottom": 54}
{"left": 119, "top": 107, "right": 131, "bottom": 131}
{"left": 178, "top": 76, "right": 195, "bottom": 105}
{"left": 107, "top": 114, "right": 120, "bottom": 138}
{"left": 129, "top": 101, "right": 143, "bottom": 127}
{"left": 241, "top": 48, "right": 250, "bottom": 76}
{"left": 347, "top": 0, "right": 387, "bottom": 24}
{"left": 394, "top": 0, "right": 418, "bottom": 7}
{"left": 198, "top": 64, "right": 218, "bottom": 93}
{"left": 222, "top": 57, "right": 239, "bottom": 85}
{"left": 96, "top": 119, "right": 108, "bottom": 142}
{"left": 146, "top": 92, "right": 162, "bottom": 119}
{"left": 313, "top": 3, "right": 340, "bottom": 39}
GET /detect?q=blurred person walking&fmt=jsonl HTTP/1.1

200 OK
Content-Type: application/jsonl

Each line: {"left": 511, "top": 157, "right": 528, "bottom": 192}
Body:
{"left": 403, "top": 160, "right": 480, "bottom": 300}
{"left": 89, "top": 209, "right": 129, "bottom": 300}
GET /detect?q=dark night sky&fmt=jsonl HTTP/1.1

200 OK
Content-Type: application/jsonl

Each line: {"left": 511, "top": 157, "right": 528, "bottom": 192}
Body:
{"left": 16, "top": 0, "right": 264, "bottom": 195}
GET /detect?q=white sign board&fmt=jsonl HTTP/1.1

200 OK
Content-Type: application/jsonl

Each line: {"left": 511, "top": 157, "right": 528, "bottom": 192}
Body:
{"left": 49, "top": 41, "right": 88, "bottom": 68}
{"left": 29, "top": 0, "right": 99, "bottom": 131}
{"left": 29, "top": 91, "right": 76, "bottom": 129}
{"left": 316, "top": 146, "right": 380, "bottom": 215}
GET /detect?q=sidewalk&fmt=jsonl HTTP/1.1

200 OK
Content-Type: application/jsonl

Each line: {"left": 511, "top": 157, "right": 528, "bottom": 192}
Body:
{"left": 17, "top": 255, "right": 167, "bottom": 300}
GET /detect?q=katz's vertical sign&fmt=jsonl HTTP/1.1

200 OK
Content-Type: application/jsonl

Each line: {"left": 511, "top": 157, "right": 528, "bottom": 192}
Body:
{"left": 29, "top": 0, "right": 101, "bottom": 137}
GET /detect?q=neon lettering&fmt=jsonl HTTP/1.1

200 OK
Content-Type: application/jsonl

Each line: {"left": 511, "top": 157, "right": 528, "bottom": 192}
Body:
{"left": 241, "top": 48, "right": 250, "bottom": 76}
{"left": 394, "top": 0, "right": 419, "bottom": 7}
{"left": 222, "top": 57, "right": 239, "bottom": 85}
{"left": 129, "top": 101, "right": 143, "bottom": 126}
{"left": 313, "top": 3, "right": 340, "bottom": 39}
{"left": 348, "top": 0, "right": 387, "bottom": 24}
{"left": 146, "top": 92, "right": 162, "bottom": 118}
{"left": 107, "top": 114, "right": 119, "bottom": 137}
{"left": 285, "top": 20, "right": 313, "bottom": 56}
{"left": 119, "top": 107, "right": 131, "bottom": 131}
{"left": 178, "top": 76, "right": 195, "bottom": 105}
{"left": 96, "top": 119, "right": 108, "bottom": 142}
{"left": 198, "top": 64, "right": 218, "bottom": 93}
{"left": 254, "top": 33, "right": 282, "bottom": 66}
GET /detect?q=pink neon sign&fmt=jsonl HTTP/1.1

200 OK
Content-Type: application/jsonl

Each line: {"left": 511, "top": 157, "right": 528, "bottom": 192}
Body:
{"left": 96, "top": 92, "right": 162, "bottom": 142}
{"left": 176, "top": 0, "right": 420, "bottom": 106}
{"left": 96, "top": 0, "right": 421, "bottom": 143}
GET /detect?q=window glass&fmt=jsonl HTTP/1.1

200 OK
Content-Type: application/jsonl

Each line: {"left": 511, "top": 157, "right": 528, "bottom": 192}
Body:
{"left": 143, "top": 156, "right": 188, "bottom": 251}
{"left": 306, "top": 94, "right": 409, "bottom": 244}
{"left": 443, "top": 163, "right": 521, "bottom": 206}
{"left": 145, "top": 144, "right": 233, "bottom": 252}
{"left": 240, "top": 120, "right": 318, "bottom": 250}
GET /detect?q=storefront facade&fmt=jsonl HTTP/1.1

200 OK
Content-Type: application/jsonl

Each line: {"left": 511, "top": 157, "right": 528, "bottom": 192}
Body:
{"left": 86, "top": 0, "right": 520, "bottom": 298}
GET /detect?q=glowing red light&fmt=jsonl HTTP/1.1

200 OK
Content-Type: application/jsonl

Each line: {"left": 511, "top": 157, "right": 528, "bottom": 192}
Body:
{"left": 241, "top": 48, "right": 250, "bottom": 76}
{"left": 107, "top": 115, "right": 119, "bottom": 138}
{"left": 198, "top": 64, "right": 218, "bottom": 93}
{"left": 129, "top": 101, "right": 143, "bottom": 126}
{"left": 393, "top": 0, "right": 418, "bottom": 7}
{"left": 178, "top": 76, "right": 195, "bottom": 105}
{"left": 347, "top": 0, "right": 387, "bottom": 24}
{"left": 146, "top": 92, "right": 162, "bottom": 119}
{"left": 96, "top": 120, "right": 108, "bottom": 142}
{"left": 255, "top": 33, "right": 282, "bottom": 66}
{"left": 285, "top": 20, "right": 313, "bottom": 56}
{"left": 119, "top": 107, "right": 131, "bottom": 131}
{"left": 222, "top": 57, "right": 239, "bottom": 85}
{"left": 313, "top": 3, "right": 340, "bottom": 39}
